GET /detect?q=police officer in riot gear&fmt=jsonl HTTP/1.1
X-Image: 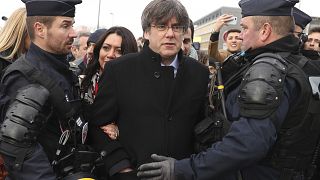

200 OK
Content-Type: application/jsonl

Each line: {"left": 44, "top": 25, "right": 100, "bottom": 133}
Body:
{"left": 0, "top": 0, "right": 85, "bottom": 179}
{"left": 293, "top": 7, "right": 320, "bottom": 180}
{"left": 137, "top": 0, "right": 320, "bottom": 179}
{"left": 292, "top": 7, "right": 314, "bottom": 56}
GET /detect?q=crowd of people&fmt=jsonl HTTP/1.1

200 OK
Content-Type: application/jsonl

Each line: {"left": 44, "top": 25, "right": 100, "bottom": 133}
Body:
{"left": 0, "top": 0, "right": 319, "bottom": 180}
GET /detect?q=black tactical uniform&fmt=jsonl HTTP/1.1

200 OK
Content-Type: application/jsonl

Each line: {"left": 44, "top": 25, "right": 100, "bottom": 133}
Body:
{"left": 0, "top": 0, "right": 82, "bottom": 179}
{"left": 0, "top": 43, "right": 79, "bottom": 179}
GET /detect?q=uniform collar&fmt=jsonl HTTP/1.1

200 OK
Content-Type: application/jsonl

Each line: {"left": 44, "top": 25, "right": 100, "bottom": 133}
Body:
{"left": 26, "top": 43, "right": 70, "bottom": 72}
{"left": 245, "top": 34, "right": 300, "bottom": 60}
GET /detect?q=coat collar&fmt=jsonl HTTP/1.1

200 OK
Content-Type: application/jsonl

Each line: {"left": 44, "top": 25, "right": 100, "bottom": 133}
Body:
{"left": 245, "top": 34, "right": 300, "bottom": 60}
{"left": 142, "top": 40, "right": 186, "bottom": 67}
{"left": 26, "top": 43, "right": 71, "bottom": 75}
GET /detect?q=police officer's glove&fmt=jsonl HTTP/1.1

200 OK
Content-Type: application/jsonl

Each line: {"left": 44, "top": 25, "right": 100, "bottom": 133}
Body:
{"left": 137, "top": 154, "right": 176, "bottom": 180}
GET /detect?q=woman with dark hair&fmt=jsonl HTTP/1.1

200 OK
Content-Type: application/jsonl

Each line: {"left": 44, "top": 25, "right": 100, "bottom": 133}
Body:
{"left": 81, "top": 26, "right": 138, "bottom": 104}
{"left": 81, "top": 26, "right": 137, "bottom": 141}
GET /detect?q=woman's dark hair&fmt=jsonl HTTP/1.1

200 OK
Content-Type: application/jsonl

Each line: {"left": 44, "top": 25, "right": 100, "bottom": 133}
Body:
{"left": 81, "top": 26, "right": 138, "bottom": 92}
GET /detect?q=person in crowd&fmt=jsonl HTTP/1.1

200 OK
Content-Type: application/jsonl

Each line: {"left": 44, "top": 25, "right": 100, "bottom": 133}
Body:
{"left": 0, "top": 7, "right": 29, "bottom": 74}
{"left": 181, "top": 19, "right": 198, "bottom": 60}
{"left": 292, "top": 7, "right": 320, "bottom": 61}
{"left": 302, "top": 27, "right": 320, "bottom": 60}
{"left": 292, "top": 7, "right": 320, "bottom": 180}
{"left": 305, "top": 27, "right": 320, "bottom": 52}
{"left": 0, "top": 7, "right": 29, "bottom": 179}
{"left": 85, "top": 28, "right": 107, "bottom": 65}
{"left": 136, "top": 36, "right": 146, "bottom": 52}
{"left": 137, "top": 0, "right": 317, "bottom": 179}
{"left": 208, "top": 14, "right": 242, "bottom": 62}
{"left": 89, "top": 0, "right": 209, "bottom": 179}
{"left": 197, "top": 50, "right": 209, "bottom": 66}
{"left": 292, "top": 7, "right": 312, "bottom": 39}
{"left": 197, "top": 50, "right": 216, "bottom": 75}
{"left": 66, "top": 26, "right": 90, "bottom": 62}
{"left": 69, "top": 31, "right": 90, "bottom": 74}
{"left": 81, "top": 26, "right": 138, "bottom": 104}
{"left": 75, "top": 25, "right": 91, "bottom": 35}
{"left": 0, "top": 0, "right": 82, "bottom": 179}
{"left": 71, "top": 32, "right": 90, "bottom": 61}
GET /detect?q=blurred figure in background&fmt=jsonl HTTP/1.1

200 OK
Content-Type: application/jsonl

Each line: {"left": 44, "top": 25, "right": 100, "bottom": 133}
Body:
{"left": 181, "top": 19, "right": 198, "bottom": 60}
{"left": 85, "top": 28, "right": 107, "bottom": 65}
{"left": 304, "top": 27, "right": 320, "bottom": 52}
{"left": 303, "top": 27, "right": 320, "bottom": 60}
{"left": 136, "top": 36, "right": 146, "bottom": 52}
{"left": 208, "top": 14, "right": 242, "bottom": 62}
{"left": 0, "top": 7, "right": 29, "bottom": 180}
{"left": 0, "top": 7, "right": 29, "bottom": 74}
{"left": 292, "top": 7, "right": 311, "bottom": 39}
{"left": 66, "top": 25, "right": 90, "bottom": 62}
{"left": 291, "top": 7, "right": 320, "bottom": 61}
{"left": 197, "top": 50, "right": 216, "bottom": 75}
{"left": 69, "top": 31, "right": 90, "bottom": 75}
{"left": 71, "top": 32, "right": 90, "bottom": 61}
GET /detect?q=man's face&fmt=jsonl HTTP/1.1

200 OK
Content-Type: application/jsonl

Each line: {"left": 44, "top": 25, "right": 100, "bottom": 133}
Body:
{"left": 304, "top": 32, "right": 320, "bottom": 52}
{"left": 225, "top": 32, "right": 242, "bottom": 53}
{"left": 181, "top": 28, "right": 192, "bottom": 56}
{"left": 77, "top": 36, "right": 89, "bottom": 59}
{"left": 45, "top": 16, "right": 77, "bottom": 54}
{"left": 71, "top": 36, "right": 89, "bottom": 60}
{"left": 144, "top": 17, "right": 184, "bottom": 60}
{"left": 239, "top": 16, "right": 261, "bottom": 51}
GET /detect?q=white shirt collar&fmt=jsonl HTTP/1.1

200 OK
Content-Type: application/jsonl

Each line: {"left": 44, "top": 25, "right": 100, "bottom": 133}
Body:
{"left": 161, "top": 55, "right": 179, "bottom": 77}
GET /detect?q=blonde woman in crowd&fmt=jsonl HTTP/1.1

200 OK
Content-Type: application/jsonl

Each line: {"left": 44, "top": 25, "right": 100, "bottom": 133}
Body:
{"left": 0, "top": 8, "right": 30, "bottom": 73}
{"left": 0, "top": 8, "right": 29, "bottom": 180}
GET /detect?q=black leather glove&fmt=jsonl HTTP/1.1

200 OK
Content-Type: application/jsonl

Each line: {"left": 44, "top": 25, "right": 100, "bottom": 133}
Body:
{"left": 137, "top": 154, "right": 176, "bottom": 180}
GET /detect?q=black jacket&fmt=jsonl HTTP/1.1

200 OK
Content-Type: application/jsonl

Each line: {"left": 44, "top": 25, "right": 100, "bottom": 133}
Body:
{"left": 0, "top": 51, "right": 13, "bottom": 78}
{"left": 301, "top": 49, "right": 320, "bottom": 60}
{"left": 89, "top": 44, "right": 209, "bottom": 172}
{"left": 174, "top": 35, "right": 313, "bottom": 180}
{"left": 1, "top": 43, "right": 79, "bottom": 161}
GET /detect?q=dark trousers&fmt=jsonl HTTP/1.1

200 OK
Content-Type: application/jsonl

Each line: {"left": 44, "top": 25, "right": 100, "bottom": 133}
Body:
{"left": 3, "top": 143, "right": 56, "bottom": 180}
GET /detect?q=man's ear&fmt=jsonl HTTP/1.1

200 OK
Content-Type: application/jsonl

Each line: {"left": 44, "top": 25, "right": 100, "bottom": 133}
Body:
{"left": 260, "top": 23, "right": 272, "bottom": 42}
{"left": 143, "top": 31, "right": 150, "bottom": 40}
{"left": 34, "top": 22, "right": 46, "bottom": 39}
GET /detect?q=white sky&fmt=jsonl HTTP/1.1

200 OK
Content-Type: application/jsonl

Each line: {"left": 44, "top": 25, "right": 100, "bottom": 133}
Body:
{"left": 1, "top": 0, "right": 320, "bottom": 38}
